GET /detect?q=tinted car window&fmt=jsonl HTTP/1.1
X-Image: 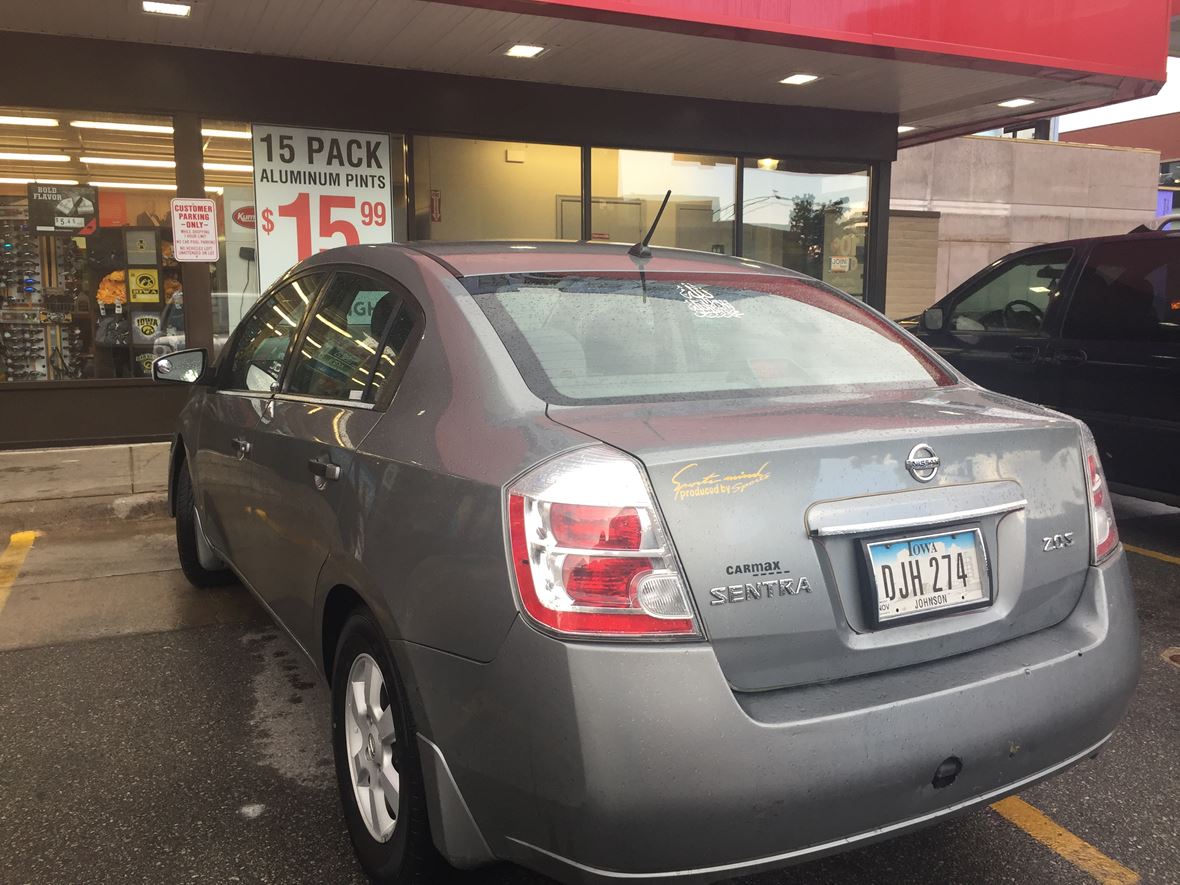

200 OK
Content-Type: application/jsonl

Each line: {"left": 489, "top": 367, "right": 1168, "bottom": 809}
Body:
{"left": 224, "top": 274, "right": 323, "bottom": 392}
{"left": 285, "top": 273, "right": 417, "bottom": 404}
{"left": 947, "top": 249, "right": 1072, "bottom": 334}
{"left": 1063, "top": 239, "right": 1180, "bottom": 343}
{"left": 466, "top": 272, "right": 952, "bottom": 404}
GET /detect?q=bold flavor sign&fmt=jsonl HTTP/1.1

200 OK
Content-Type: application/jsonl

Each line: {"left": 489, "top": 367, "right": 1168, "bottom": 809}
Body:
{"left": 251, "top": 124, "right": 394, "bottom": 290}
{"left": 28, "top": 184, "right": 98, "bottom": 235}
{"left": 170, "top": 197, "right": 220, "bottom": 262}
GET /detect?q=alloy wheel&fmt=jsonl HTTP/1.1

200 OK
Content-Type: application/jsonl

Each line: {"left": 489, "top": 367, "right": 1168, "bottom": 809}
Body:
{"left": 343, "top": 652, "right": 400, "bottom": 842}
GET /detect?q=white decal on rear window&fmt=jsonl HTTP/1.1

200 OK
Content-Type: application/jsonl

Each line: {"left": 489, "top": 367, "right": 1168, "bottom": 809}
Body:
{"left": 678, "top": 283, "right": 742, "bottom": 319}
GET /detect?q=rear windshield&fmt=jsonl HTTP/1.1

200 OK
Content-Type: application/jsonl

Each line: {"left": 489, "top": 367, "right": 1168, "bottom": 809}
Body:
{"left": 465, "top": 272, "right": 953, "bottom": 404}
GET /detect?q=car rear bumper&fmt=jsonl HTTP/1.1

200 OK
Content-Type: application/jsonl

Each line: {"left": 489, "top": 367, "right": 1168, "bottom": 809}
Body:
{"left": 398, "top": 549, "right": 1138, "bottom": 884}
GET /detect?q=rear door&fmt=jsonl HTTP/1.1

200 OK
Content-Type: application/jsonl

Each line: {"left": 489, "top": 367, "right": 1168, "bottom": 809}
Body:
{"left": 1056, "top": 237, "right": 1180, "bottom": 497}
{"left": 926, "top": 247, "right": 1075, "bottom": 406}
{"left": 194, "top": 273, "right": 325, "bottom": 566}
{"left": 246, "top": 270, "right": 424, "bottom": 647}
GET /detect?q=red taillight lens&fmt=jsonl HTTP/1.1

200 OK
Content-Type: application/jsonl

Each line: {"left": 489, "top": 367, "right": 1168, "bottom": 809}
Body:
{"left": 1081, "top": 428, "right": 1119, "bottom": 563}
{"left": 507, "top": 447, "right": 700, "bottom": 639}
{"left": 561, "top": 555, "right": 653, "bottom": 606}
{"left": 550, "top": 503, "right": 642, "bottom": 550}
{"left": 1087, "top": 452, "right": 1119, "bottom": 562}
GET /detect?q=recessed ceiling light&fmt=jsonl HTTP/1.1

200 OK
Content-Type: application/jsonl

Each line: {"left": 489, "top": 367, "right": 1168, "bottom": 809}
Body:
{"left": 71, "top": 120, "right": 173, "bottom": 134}
{"left": 81, "top": 156, "right": 176, "bottom": 168}
{"left": 897, "top": 125, "right": 917, "bottom": 134}
{"left": 0, "top": 177, "right": 78, "bottom": 185}
{"left": 779, "top": 73, "right": 820, "bottom": 86}
{"left": 142, "top": 1, "right": 192, "bottom": 17}
{"left": 998, "top": 98, "right": 1036, "bottom": 108}
{"left": 0, "top": 151, "right": 70, "bottom": 162}
{"left": 504, "top": 44, "right": 547, "bottom": 59}
{"left": 756, "top": 158, "right": 780, "bottom": 170}
{"left": 0, "top": 115, "right": 59, "bottom": 127}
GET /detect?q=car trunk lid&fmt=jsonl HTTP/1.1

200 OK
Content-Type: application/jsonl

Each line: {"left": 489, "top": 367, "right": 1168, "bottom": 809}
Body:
{"left": 548, "top": 385, "right": 1092, "bottom": 691}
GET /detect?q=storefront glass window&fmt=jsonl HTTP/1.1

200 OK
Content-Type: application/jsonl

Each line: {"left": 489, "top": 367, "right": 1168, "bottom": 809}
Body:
{"left": 0, "top": 107, "right": 184, "bottom": 381}
{"left": 412, "top": 136, "right": 580, "bottom": 240}
{"left": 741, "top": 159, "right": 870, "bottom": 298}
{"left": 590, "top": 150, "right": 735, "bottom": 253}
{"left": 198, "top": 119, "right": 261, "bottom": 351}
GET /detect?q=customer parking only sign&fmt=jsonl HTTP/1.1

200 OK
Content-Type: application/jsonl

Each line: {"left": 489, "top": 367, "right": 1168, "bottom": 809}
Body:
{"left": 170, "top": 198, "right": 219, "bottom": 262}
{"left": 251, "top": 124, "right": 395, "bottom": 290}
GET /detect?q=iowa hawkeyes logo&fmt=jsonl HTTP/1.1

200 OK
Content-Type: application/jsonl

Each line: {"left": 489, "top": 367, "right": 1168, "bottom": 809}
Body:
{"left": 135, "top": 314, "right": 160, "bottom": 337}
{"left": 135, "top": 272, "right": 155, "bottom": 289}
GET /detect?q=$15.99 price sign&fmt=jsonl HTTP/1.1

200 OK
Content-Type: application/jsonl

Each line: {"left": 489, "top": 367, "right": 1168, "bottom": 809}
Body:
{"left": 251, "top": 124, "right": 395, "bottom": 290}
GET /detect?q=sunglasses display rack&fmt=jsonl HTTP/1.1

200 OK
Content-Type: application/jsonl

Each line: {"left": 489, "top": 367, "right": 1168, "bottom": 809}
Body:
{"left": 1, "top": 219, "right": 91, "bottom": 382}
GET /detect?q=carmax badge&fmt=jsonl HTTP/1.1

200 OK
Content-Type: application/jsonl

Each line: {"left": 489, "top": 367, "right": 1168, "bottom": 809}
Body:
{"left": 906, "top": 443, "right": 940, "bottom": 483}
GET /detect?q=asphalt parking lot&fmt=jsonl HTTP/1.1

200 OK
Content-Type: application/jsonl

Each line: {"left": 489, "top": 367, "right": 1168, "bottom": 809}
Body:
{"left": 0, "top": 496, "right": 1176, "bottom": 885}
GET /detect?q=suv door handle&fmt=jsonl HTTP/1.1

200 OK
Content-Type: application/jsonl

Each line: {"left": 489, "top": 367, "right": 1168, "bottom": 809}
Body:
{"left": 1054, "top": 348, "right": 1088, "bottom": 366}
{"left": 231, "top": 437, "right": 251, "bottom": 457}
{"left": 307, "top": 458, "right": 341, "bottom": 482}
{"left": 1009, "top": 345, "right": 1040, "bottom": 363}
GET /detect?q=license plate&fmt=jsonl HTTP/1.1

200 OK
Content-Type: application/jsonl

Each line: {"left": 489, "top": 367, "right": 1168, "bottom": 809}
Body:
{"left": 866, "top": 529, "right": 988, "bottom": 625}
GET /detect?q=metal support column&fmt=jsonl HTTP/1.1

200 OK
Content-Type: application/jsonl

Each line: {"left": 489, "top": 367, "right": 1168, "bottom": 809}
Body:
{"left": 172, "top": 112, "right": 214, "bottom": 353}
{"left": 864, "top": 159, "right": 892, "bottom": 313}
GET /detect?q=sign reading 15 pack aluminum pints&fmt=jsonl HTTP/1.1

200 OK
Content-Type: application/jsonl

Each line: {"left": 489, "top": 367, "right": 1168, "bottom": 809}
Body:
{"left": 251, "top": 124, "right": 394, "bottom": 290}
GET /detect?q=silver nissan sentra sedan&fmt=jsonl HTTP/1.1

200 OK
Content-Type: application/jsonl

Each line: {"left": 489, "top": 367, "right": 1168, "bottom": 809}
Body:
{"left": 153, "top": 240, "right": 1138, "bottom": 884}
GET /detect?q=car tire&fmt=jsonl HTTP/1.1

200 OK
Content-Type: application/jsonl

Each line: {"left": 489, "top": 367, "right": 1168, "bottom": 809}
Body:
{"left": 331, "top": 609, "right": 443, "bottom": 884}
{"left": 174, "top": 462, "right": 236, "bottom": 588}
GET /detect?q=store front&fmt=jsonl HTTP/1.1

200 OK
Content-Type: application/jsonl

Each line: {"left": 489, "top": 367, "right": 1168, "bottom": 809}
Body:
{"left": 0, "top": 0, "right": 1167, "bottom": 449}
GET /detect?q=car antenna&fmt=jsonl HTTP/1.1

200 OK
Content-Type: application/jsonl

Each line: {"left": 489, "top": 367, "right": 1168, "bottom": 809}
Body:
{"left": 628, "top": 190, "right": 672, "bottom": 259}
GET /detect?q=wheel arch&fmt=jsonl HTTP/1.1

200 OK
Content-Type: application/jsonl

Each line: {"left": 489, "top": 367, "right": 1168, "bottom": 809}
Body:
{"left": 320, "top": 583, "right": 368, "bottom": 681}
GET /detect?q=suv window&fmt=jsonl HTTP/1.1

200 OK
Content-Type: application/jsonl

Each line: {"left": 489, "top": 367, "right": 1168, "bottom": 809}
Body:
{"left": 466, "top": 272, "right": 952, "bottom": 405}
{"left": 284, "top": 272, "right": 419, "bottom": 404}
{"left": 1064, "top": 239, "right": 1180, "bottom": 343}
{"left": 948, "top": 249, "right": 1072, "bottom": 334}
{"left": 223, "top": 274, "right": 324, "bottom": 392}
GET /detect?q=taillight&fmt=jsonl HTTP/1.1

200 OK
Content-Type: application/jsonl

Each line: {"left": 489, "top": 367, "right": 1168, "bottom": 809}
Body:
{"left": 1081, "top": 426, "right": 1119, "bottom": 563}
{"left": 507, "top": 446, "right": 700, "bottom": 639}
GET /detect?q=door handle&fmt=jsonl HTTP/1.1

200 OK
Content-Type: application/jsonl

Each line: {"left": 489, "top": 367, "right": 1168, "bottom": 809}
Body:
{"left": 1054, "top": 348, "right": 1088, "bottom": 366}
{"left": 231, "top": 437, "right": 252, "bottom": 457}
{"left": 307, "top": 458, "right": 341, "bottom": 482}
{"left": 1009, "top": 345, "right": 1040, "bottom": 364}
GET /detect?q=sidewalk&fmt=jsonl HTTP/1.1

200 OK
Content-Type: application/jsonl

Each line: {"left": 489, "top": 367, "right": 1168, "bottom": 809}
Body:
{"left": 0, "top": 442, "right": 170, "bottom": 524}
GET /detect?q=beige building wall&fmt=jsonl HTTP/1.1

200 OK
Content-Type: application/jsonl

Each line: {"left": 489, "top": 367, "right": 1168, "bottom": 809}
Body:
{"left": 884, "top": 211, "right": 940, "bottom": 319}
{"left": 413, "top": 137, "right": 580, "bottom": 240}
{"left": 888, "top": 135, "right": 1159, "bottom": 315}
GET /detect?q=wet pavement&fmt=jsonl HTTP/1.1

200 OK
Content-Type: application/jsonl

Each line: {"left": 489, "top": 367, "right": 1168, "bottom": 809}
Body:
{"left": 0, "top": 496, "right": 1176, "bottom": 884}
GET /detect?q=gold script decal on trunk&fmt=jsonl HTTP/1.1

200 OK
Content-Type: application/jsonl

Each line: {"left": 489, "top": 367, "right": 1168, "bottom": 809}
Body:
{"left": 671, "top": 462, "right": 770, "bottom": 502}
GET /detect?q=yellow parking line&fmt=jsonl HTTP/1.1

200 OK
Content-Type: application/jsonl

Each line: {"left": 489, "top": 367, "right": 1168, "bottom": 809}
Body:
{"left": 992, "top": 796, "right": 1139, "bottom": 884}
{"left": 1123, "top": 543, "right": 1180, "bottom": 567}
{"left": 0, "top": 530, "right": 40, "bottom": 616}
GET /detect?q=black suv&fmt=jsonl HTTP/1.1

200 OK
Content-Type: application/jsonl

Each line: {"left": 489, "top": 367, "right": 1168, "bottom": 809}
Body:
{"left": 908, "top": 230, "right": 1180, "bottom": 505}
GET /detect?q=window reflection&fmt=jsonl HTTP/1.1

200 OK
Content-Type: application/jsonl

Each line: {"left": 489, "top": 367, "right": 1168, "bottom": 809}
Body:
{"left": 741, "top": 159, "right": 869, "bottom": 298}
{"left": 591, "top": 150, "right": 735, "bottom": 254}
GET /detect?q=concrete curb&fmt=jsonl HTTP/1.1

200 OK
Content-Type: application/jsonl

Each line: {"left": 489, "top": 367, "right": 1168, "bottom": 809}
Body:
{"left": 0, "top": 442, "right": 170, "bottom": 505}
{"left": 0, "top": 492, "right": 170, "bottom": 532}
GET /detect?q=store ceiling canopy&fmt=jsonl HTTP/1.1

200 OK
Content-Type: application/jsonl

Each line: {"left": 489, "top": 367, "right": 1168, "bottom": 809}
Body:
{"left": 0, "top": 0, "right": 1170, "bottom": 145}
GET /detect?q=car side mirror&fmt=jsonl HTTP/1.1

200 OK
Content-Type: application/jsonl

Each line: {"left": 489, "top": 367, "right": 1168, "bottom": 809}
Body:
{"left": 922, "top": 308, "right": 944, "bottom": 331}
{"left": 152, "top": 348, "right": 207, "bottom": 384}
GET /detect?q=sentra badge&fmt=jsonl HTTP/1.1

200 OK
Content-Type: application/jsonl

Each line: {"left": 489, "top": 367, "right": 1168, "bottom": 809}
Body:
{"left": 709, "top": 575, "right": 812, "bottom": 605}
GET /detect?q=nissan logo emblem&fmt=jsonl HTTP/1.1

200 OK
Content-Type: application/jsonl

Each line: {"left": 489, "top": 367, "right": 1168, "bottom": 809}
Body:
{"left": 905, "top": 443, "right": 940, "bottom": 483}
